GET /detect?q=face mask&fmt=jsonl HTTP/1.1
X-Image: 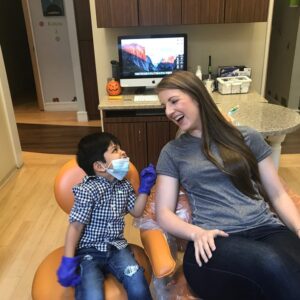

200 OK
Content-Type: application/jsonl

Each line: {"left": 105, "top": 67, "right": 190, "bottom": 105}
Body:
{"left": 106, "top": 157, "right": 130, "bottom": 180}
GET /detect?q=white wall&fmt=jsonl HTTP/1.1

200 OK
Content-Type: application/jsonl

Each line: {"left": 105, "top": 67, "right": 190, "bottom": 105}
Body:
{"left": 0, "top": 46, "right": 22, "bottom": 187}
{"left": 89, "top": 0, "right": 270, "bottom": 102}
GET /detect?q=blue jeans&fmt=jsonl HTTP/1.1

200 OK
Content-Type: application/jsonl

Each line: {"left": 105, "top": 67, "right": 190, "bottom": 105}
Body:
{"left": 75, "top": 246, "right": 152, "bottom": 300}
{"left": 183, "top": 225, "right": 300, "bottom": 300}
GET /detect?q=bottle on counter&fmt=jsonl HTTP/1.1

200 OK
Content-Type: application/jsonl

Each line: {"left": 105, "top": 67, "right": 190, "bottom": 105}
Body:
{"left": 208, "top": 55, "right": 212, "bottom": 80}
{"left": 195, "top": 65, "right": 202, "bottom": 80}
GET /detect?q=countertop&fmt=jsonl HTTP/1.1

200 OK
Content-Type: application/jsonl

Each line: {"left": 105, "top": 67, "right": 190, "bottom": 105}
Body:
{"left": 99, "top": 91, "right": 300, "bottom": 137}
{"left": 99, "top": 91, "right": 267, "bottom": 110}
{"left": 217, "top": 100, "right": 300, "bottom": 136}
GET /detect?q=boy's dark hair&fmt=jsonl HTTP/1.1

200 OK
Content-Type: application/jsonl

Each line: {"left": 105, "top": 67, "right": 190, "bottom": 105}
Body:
{"left": 76, "top": 132, "right": 121, "bottom": 176}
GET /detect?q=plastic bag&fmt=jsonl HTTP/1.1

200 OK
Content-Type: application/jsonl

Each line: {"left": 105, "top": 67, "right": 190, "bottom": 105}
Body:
{"left": 135, "top": 187, "right": 199, "bottom": 299}
{"left": 151, "top": 264, "right": 201, "bottom": 300}
{"left": 134, "top": 187, "right": 191, "bottom": 233}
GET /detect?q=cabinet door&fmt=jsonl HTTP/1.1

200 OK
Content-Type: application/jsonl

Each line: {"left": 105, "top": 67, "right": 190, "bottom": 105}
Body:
{"left": 104, "top": 122, "right": 147, "bottom": 172}
{"left": 225, "top": 0, "right": 269, "bottom": 23}
{"left": 147, "top": 121, "right": 170, "bottom": 165}
{"left": 169, "top": 121, "right": 178, "bottom": 140}
{"left": 182, "top": 0, "right": 225, "bottom": 24}
{"left": 139, "top": 0, "right": 181, "bottom": 26}
{"left": 95, "top": 0, "right": 138, "bottom": 28}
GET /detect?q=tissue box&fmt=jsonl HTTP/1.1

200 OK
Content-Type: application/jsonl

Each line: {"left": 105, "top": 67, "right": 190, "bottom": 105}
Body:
{"left": 217, "top": 76, "right": 252, "bottom": 94}
{"left": 218, "top": 66, "right": 252, "bottom": 77}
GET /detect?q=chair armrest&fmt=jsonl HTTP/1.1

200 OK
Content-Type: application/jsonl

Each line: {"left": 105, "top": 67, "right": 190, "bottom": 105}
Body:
{"left": 140, "top": 229, "right": 176, "bottom": 278}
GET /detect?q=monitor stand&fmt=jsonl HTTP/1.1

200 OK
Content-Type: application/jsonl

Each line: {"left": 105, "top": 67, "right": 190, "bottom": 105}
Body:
{"left": 122, "top": 86, "right": 156, "bottom": 95}
{"left": 135, "top": 86, "right": 156, "bottom": 95}
{"left": 134, "top": 86, "right": 147, "bottom": 94}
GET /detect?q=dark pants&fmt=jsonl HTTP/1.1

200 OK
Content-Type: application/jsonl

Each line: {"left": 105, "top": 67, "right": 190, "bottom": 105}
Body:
{"left": 183, "top": 225, "right": 300, "bottom": 300}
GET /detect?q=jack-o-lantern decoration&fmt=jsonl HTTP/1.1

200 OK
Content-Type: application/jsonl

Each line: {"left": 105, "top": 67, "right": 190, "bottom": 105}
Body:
{"left": 106, "top": 78, "right": 121, "bottom": 96}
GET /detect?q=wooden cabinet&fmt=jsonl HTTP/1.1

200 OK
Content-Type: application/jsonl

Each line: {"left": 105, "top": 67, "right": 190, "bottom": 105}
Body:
{"left": 139, "top": 0, "right": 181, "bottom": 26}
{"left": 101, "top": 109, "right": 177, "bottom": 171}
{"left": 95, "top": 0, "right": 138, "bottom": 28}
{"left": 95, "top": 0, "right": 180, "bottom": 27}
{"left": 182, "top": 0, "right": 225, "bottom": 25}
{"left": 95, "top": 0, "right": 269, "bottom": 27}
{"left": 146, "top": 121, "right": 170, "bottom": 166}
{"left": 104, "top": 121, "right": 148, "bottom": 171}
{"left": 225, "top": 0, "right": 269, "bottom": 23}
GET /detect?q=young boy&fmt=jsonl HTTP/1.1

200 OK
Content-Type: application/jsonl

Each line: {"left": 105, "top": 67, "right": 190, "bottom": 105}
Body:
{"left": 57, "top": 132, "right": 155, "bottom": 300}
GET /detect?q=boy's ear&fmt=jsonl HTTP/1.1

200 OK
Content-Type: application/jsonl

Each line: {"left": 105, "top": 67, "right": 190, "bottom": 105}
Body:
{"left": 93, "top": 161, "right": 106, "bottom": 173}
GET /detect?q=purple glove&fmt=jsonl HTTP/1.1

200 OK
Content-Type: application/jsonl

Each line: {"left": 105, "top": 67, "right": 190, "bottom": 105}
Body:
{"left": 138, "top": 164, "right": 157, "bottom": 195}
{"left": 57, "top": 256, "right": 81, "bottom": 287}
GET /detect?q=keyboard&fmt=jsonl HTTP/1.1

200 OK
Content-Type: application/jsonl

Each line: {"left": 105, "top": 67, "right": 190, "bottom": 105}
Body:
{"left": 133, "top": 95, "right": 159, "bottom": 102}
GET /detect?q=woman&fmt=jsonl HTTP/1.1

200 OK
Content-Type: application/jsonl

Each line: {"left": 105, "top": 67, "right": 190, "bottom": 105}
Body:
{"left": 155, "top": 70, "right": 300, "bottom": 300}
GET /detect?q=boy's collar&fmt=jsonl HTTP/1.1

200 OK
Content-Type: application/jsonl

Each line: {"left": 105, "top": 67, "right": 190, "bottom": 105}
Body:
{"left": 83, "top": 174, "right": 121, "bottom": 184}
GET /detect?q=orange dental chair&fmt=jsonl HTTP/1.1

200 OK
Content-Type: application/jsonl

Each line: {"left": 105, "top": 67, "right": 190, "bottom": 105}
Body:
{"left": 31, "top": 159, "right": 152, "bottom": 300}
{"left": 139, "top": 180, "right": 300, "bottom": 300}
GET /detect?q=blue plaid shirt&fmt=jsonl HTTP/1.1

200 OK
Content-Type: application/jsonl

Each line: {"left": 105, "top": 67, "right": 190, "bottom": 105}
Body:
{"left": 70, "top": 175, "right": 136, "bottom": 251}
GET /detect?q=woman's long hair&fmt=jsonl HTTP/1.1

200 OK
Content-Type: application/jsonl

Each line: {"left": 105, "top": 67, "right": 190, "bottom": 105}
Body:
{"left": 156, "top": 71, "right": 268, "bottom": 201}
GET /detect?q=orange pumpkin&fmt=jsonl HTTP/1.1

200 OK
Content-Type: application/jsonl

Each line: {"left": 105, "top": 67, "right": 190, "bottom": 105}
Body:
{"left": 106, "top": 79, "right": 121, "bottom": 96}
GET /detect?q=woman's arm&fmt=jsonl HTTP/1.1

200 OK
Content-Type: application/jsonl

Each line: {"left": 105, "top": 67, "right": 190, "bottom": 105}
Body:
{"left": 64, "top": 221, "right": 85, "bottom": 257}
{"left": 258, "top": 156, "right": 300, "bottom": 238}
{"left": 155, "top": 174, "right": 228, "bottom": 266}
{"left": 156, "top": 174, "right": 193, "bottom": 239}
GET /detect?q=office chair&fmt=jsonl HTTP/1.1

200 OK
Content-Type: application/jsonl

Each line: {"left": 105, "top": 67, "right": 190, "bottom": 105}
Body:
{"left": 31, "top": 159, "right": 152, "bottom": 300}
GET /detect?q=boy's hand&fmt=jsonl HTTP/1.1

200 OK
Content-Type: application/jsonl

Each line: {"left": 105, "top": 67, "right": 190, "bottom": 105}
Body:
{"left": 57, "top": 256, "right": 81, "bottom": 287}
{"left": 139, "top": 164, "right": 157, "bottom": 195}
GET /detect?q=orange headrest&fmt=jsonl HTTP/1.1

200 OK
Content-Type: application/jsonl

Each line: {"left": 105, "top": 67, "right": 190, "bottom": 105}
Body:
{"left": 54, "top": 159, "right": 140, "bottom": 214}
{"left": 126, "top": 162, "right": 140, "bottom": 194}
{"left": 54, "top": 159, "right": 86, "bottom": 214}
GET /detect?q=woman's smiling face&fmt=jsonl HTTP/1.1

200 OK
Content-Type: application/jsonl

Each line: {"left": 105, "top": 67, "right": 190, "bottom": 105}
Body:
{"left": 158, "top": 89, "right": 202, "bottom": 137}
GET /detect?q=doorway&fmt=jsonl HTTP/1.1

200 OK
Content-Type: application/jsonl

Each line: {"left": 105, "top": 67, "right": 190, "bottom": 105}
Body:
{"left": 0, "top": 1, "right": 38, "bottom": 112}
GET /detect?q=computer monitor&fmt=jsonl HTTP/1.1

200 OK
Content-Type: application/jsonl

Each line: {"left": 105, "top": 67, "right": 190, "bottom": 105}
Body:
{"left": 118, "top": 33, "right": 187, "bottom": 92}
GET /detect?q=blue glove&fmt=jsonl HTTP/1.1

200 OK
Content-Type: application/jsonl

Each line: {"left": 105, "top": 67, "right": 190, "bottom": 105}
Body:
{"left": 57, "top": 256, "right": 81, "bottom": 287}
{"left": 138, "top": 163, "right": 157, "bottom": 195}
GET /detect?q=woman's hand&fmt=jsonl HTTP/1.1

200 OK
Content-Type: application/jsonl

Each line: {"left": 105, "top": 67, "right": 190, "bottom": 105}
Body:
{"left": 191, "top": 228, "right": 229, "bottom": 266}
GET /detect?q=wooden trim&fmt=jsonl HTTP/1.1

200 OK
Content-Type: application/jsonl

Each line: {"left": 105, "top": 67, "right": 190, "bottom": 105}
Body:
{"left": 21, "top": 0, "right": 44, "bottom": 111}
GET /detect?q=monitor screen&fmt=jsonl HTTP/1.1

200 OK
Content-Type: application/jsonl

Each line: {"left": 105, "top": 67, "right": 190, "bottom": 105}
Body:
{"left": 118, "top": 33, "right": 187, "bottom": 90}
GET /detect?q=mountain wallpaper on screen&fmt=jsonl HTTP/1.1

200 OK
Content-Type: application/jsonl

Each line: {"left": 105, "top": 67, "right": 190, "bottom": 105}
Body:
{"left": 121, "top": 43, "right": 179, "bottom": 75}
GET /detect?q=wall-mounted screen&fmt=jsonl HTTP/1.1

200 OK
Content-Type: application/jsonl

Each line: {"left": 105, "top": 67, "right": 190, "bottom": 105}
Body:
{"left": 118, "top": 33, "right": 187, "bottom": 90}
